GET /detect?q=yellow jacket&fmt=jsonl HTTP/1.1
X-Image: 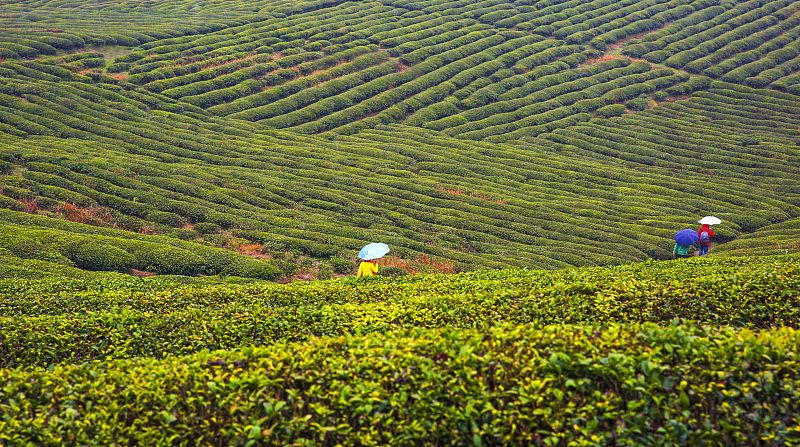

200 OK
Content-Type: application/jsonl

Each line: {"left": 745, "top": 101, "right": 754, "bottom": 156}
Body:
{"left": 357, "top": 261, "right": 378, "bottom": 277}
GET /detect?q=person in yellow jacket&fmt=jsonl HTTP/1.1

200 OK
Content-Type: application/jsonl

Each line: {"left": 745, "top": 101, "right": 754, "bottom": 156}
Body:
{"left": 357, "top": 259, "right": 378, "bottom": 277}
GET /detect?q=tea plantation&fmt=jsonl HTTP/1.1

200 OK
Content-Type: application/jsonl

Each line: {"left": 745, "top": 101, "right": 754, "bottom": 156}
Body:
{"left": 2, "top": 0, "right": 800, "bottom": 444}
{"left": 1, "top": 0, "right": 799, "bottom": 274}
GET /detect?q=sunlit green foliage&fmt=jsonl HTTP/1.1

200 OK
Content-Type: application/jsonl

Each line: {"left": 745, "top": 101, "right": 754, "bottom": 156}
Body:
{"left": 2, "top": 253, "right": 798, "bottom": 368}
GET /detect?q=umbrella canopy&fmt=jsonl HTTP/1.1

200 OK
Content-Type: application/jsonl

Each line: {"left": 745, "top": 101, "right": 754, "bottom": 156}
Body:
{"left": 698, "top": 216, "right": 722, "bottom": 225}
{"left": 674, "top": 228, "right": 699, "bottom": 246}
{"left": 358, "top": 243, "right": 390, "bottom": 260}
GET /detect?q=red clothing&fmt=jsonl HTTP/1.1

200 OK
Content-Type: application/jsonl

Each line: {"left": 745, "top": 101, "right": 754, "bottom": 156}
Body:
{"left": 697, "top": 224, "right": 715, "bottom": 238}
{"left": 698, "top": 224, "right": 714, "bottom": 246}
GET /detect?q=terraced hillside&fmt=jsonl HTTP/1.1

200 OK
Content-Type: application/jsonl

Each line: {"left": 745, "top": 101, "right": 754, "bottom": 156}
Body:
{"left": 1, "top": 0, "right": 799, "bottom": 276}
{"left": 1, "top": 66, "right": 798, "bottom": 271}
{"left": 714, "top": 217, "right": 800, "bottom": 257}
{"left": 0, "top": 0, "right": 341, "bottom": 58}
{"left": 4, "top": 0, "right": 800, "bottom": 135}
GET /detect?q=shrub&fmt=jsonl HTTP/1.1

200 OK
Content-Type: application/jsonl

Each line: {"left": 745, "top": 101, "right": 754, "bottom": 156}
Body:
{"left": 137, "top": 246, "right": 206, "bottom": 275}
{"left": 741, "top": 137, "right": 760, "bottom": 146}
{"left": 317, "top": 260, "right": 334, "bottom": 280}
{"left": 377, "top": 266, "right": 408, "bottom": 277}
{"left": 63, "top": 240, "right": 135, "bottom": 272}
{"left": 329, "top": 256, "right": 354, "bottom": 274}
{"left": 652, "top": 90, "right": 669, "bottom": 100}
{"left": 2, "top": 323, "right": 800, "bottom": 445}
{"left": 625, "top": 97, "right": 649, "bottom": 111}
{"left": 194, "top": 222, "right": 221, "bottom": 234}
{"left": 8, "top": 239, "right": 73, "bottom": 265}
{"left": 223, "top": 257, "right": 282, "bottom": 280}
{"left": 3, "top": 254, "right": 799, "bottom": 367}
{"left": 596, "top": 104, "right": 626, "bottom": 118}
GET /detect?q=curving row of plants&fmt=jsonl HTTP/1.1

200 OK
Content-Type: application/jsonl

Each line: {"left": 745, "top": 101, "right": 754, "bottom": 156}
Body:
{"left": 2, "top": 322, "right": 800, "bottom": 445}
{"left": 1, "top": 254, "right": 798, "bottom": 367}
{"left": 78, "top": 0, "right": 737, "bottom": 135}
{"left": 622, "top": 0, "right": 800, "bottom": 91}
{"left": 1, "top": 50, "right": 798, "bottom": 271}
{"left": 0, "top": 212, "right": 283, "bottom": 279}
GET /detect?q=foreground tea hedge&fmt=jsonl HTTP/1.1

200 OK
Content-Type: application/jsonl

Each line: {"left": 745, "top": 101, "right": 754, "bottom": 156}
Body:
{"left": 2, "top": 254, "right": 798, "bottom": 367}
{"left": 2, "top": 323, "right": 800, "bottom": 446}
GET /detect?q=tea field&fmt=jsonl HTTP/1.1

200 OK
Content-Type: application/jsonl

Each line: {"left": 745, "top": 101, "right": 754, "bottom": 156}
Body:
{"left": 0, "top": 73, "right": 798, "bottom": 272}
{"left": 2, "top": 0, "right": 800, "bottom": 443}
{"left": 714, "top": 217, "right": 800, "bottom": 257}
{"left": 1, "top": 0, "right": 799, "bottom": 275}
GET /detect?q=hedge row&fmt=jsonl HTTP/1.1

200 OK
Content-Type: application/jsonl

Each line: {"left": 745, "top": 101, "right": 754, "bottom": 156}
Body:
{"left": 2, "top": 254, "right": 798, "bottom": 367}
{"left": 3, "top": 323, "right": 800, "bottom": 445}
{"left": 442, "top": 62, "right": 676, "bottom": 139}
{"left": 0, "top": 215, "right": 283, "bottom": 280}
{"left": 218, "top": 51, "right": 390, "bottom": 118}
{"left": 428, "top": 58, "right": 629, "bottom": 129}
{"left": 623, "top": 0, "right": 800, "bottom": 85}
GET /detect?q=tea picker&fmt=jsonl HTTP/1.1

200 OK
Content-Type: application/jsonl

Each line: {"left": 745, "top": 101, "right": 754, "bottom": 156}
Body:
{"left": 697, "top": 216, "right": 721, "bottom": 257}
{"left": 356, "top": 243, "right": 390, "bottom": 277}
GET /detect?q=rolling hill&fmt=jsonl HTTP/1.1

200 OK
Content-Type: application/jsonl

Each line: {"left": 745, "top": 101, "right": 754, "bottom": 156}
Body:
{"left": 1, "top": 0, "right": 799, "bottom": 278}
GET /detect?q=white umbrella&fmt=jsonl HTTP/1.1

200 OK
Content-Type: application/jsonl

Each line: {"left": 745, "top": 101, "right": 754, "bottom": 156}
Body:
{"left": 698, "top": 216, "right": 722, "bottom": 225}
{"left": 357, "top": 243, "right": 390, "bottom": 260}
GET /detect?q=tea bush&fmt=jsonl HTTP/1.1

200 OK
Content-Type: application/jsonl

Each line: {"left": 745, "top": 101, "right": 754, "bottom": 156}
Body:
{"left": 1, "top": 254, "right": 798, "bottom": 367}
{"left": 0, "top": 213, "right": 282, "bottom": 279}
{"left": 0, "top": 0, "right": 798, "bottom": 275}
{"left": 2, "top": 323, "right": 800, "bottom": 446}
{"left": 596, "top": 104, "right": 627, "bottom": 118}
{"left": 63, "top": 240, "right": 136, "bottom": 272}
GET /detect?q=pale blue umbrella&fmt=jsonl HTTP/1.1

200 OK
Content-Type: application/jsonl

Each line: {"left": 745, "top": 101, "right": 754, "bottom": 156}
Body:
{"left": 358, "top": 243, "right": 390, "bottom": 260}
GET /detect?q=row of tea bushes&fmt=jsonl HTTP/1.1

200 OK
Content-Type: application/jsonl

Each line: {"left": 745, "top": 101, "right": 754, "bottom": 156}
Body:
{"left": 0, "top": 0, "right": 348, "bottom": 58}
{"left": 713, "top": 217, "right": 800, "bottom": 257}
{"left": 0, "top": 211, "right": 283, "bottom": 279}
{"left": 2, "top": 254, "right": 798, "bottom": 367}
{"left": 2, "top": 323, "right": 800, "bottom": 445}
{"left": 0, "top": 52, "right": 798, "bottom": 271}
{"left": 622, "top": 0, "right": 800, "bottom": 91}
{"left": 88, "top": 0, "right": 714, "bottom": 136}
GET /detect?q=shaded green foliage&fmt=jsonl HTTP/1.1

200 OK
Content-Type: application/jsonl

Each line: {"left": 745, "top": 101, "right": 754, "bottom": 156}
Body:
{"left": 0, "top": 66, "right": 798, "bottom": 271}
{"left": 0, "top": 213, "right": 282, "bottom": 279}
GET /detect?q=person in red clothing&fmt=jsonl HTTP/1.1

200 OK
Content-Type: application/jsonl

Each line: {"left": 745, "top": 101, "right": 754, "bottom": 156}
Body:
{"left": 697, "top": 224, "right": 714, "bottom": 256}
